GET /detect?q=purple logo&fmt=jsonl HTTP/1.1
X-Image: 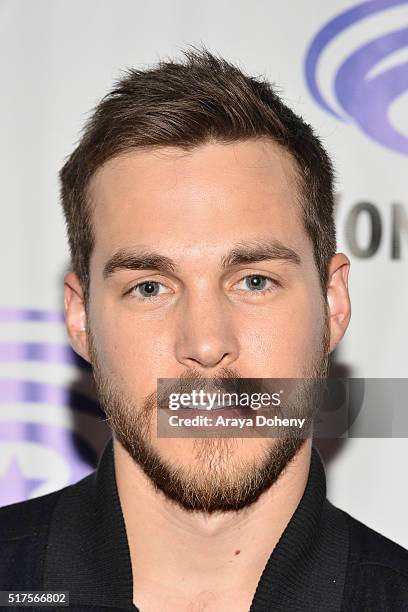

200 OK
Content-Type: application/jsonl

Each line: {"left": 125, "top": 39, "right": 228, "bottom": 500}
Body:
{"left": 0, "top": 308, "right": 109, "bottom": 507}
{"left": 305, "top": 0, "right": 408, "bottom": 155}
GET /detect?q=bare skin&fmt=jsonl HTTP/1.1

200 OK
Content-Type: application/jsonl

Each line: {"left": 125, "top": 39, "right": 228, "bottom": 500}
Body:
{"left": 64, "top": 138, "right": 351, "bottom": 611}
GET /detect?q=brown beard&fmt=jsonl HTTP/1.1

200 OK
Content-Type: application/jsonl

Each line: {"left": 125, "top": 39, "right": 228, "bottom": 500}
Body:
{"left": 87, "top": 306, "right": 330, "bottom": 514}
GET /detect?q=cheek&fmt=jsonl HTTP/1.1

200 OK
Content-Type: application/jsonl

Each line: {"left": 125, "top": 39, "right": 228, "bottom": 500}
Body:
{"left": 89, "top": 304, "right": 168, "bottom": 394}
{"left": 239, "top": 292, "right": 324, "bottom": 376}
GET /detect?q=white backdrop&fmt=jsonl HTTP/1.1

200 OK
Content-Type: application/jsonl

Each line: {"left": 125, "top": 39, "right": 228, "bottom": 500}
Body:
{"left": 0, "top": 0, "right": 407, "bottom": 548}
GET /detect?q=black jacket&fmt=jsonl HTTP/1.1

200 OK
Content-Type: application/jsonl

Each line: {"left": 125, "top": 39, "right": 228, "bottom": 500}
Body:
{"left": 0, "top": 439, "right": 407, "bottom": 611}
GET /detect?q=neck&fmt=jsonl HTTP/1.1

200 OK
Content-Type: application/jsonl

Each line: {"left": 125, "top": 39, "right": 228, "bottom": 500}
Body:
{"left": 114, "top": 438, "right": 312, "bottom": 606}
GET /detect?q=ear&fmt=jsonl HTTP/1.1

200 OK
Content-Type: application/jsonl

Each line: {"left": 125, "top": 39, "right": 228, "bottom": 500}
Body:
{"left": 326, "top": 253, "right": 351, "bottom": 353}
{"left": 64, "top": 271, "right": 91, "bottom": 363}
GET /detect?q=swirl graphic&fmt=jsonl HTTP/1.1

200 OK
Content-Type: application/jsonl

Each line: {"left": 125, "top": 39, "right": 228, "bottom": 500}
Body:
{"left": 305, "top": 0, "right": 408, "bottom": 155}
{"left": 0, "top": 307, "right": 107, "bottom": 507}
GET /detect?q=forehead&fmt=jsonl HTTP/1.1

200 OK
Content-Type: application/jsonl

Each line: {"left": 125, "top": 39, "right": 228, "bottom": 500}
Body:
{"left": 87, "top": 139, "right": 308, "bottom": 261}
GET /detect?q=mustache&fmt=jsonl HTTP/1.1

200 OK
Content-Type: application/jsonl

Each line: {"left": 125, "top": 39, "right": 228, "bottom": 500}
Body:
{"left": 156, "top": 367, "right": 279, "bottom": 408}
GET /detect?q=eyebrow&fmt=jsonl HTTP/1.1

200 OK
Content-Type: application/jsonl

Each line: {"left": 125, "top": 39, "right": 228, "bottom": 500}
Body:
{"left": 103, "top": 250, "right": 177, "bottom": 279}
{"left": 220, "top": 240, "right": 301, "bottom": 269}
{"left": 102, "top": 239, "right": 301, "bottom": 280}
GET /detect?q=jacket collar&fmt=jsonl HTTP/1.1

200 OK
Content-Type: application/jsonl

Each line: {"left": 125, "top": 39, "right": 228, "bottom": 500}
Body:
{"left": 44, "top": 438, "right": 348, "bottom": 611}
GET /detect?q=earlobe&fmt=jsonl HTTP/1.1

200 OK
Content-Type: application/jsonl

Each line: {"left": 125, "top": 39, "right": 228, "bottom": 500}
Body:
{"left": 64, "top": 271, "right": 91, "bottom": 363}
{"left": 326, "top": 253, "right": 352, "bottom": 353}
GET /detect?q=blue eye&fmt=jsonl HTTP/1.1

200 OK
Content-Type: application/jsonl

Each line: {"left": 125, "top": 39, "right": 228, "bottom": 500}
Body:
{"left": 132, "top": 281, "right": 164, "bottom": 299}
{"left": 244, "top": 275, "right": 268, "bottom": 290}
{"left": 239, "top": 275, "right": 278, "bottom": 293}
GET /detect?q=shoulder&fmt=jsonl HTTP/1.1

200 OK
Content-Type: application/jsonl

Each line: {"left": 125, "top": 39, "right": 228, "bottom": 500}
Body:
{"left": 346, "top": 510, "right": 408, "bottom": 571}
{"left": 339, "top": 506, "right": 408, "bottom": 610}
{"left": 0, "top": 488, "right": 62, "bottom": 539}
{"left": 0, "top": 488, "right": 64, "bottom": 589}
{"left": 0, "top": 470, "right": 95, "bottom": 538}
{"left": 0, "top": 474, "right": 93, "bottom": 589}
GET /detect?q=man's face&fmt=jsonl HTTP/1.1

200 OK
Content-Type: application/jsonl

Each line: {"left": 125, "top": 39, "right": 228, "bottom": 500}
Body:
{"left": 69, "top": 139, "right": 340, "bottom": 513}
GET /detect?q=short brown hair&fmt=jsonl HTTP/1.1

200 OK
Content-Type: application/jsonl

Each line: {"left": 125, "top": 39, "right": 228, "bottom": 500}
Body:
{"left": 60, "top": 47, "right": 336, "bottom": 305}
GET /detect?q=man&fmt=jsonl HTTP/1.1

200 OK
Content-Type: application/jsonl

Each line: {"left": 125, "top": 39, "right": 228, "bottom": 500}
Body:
{"left": 0, "top": 48, "right": 407, "bottom": 611}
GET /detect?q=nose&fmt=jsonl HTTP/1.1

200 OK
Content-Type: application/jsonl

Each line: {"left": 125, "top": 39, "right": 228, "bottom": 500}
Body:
{"left": 174, "top": 290, "right": 239, "bottom": 371}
